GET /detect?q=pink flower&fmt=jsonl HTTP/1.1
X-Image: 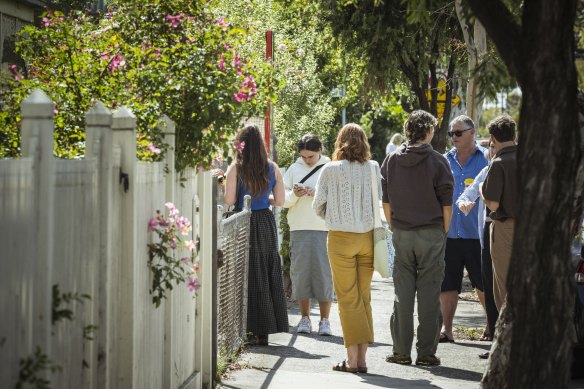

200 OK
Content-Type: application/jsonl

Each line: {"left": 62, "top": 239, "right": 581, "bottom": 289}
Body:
{"left": 147, "top": 217, "right": 159, "bottom": 232}
{"left": 193, "top": 262, "right": 200, "bottom": 273}
{"left": 175, "top": 216, "right": 192, "bottom": 235}
{"left": 233, "top": 90, "right": 247, "bottom": 102}
{"left": 41, "top": 17, "right": 53, "bottom": 27}
{"left": 218, "top": 55, "right": 226, "bottom": 72}
{"left": 232, "top": 51, "right": 241, "bottom": 67}
{"left": 216, "top": 17, "right": 228, "bottom": 27}
{"left": 108, "top": 54, "right": 126, "bottom": 72}
{"left": 169, "top": 239, "right": 177, "bottom": 249}
{"left": 147, "top": 143, "right": 161, "bottom": 154}
{"left": 187, "top": 277, "right": 200, "bottom": 292}
{"left": 8, "top": 64, "right": 23, "bottom": 80}
{"left": 166, "top": 14, "right": 184, "bottom": 28}
{"left": 234, "top": 140, "right": 245, "bottom": 154}
{"left": 222, "top": 43, "right": 231, "bottom": 51}
{"left": 185, "top": 240, "right": 195, "bottom": 251}
{"left": 165, "top": 202, "right": 179, "bottom": 216}
{"left": 101, "top": 53, "right": 110, "bottom": 61}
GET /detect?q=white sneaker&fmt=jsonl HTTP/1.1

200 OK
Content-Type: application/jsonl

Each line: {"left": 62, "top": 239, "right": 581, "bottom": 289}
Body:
{"left": 297, "top": 316, "right": 312, "bottom": 334}
{"left": 318, "top": 319, "right": 332, "bottom": 336}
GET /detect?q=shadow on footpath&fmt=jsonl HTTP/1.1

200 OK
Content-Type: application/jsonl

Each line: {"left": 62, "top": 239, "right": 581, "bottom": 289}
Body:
{"left": 414, "top": 365, "right": 484, "bottom": 381}
{"left": 357, "top": 374, "right": 435, "bottom": 388}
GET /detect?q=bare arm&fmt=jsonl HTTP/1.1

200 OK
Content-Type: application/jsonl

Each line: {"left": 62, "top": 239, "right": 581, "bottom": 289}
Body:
{"left": 224, "top": 164, "right": 237, "bottom": 206}
{"left": 271, "top": 162, "right": 285, "bottom": 207}
{"left": 443, "top": 206, "right": 452, "bottom": 233}
{"left": 383, "top": 202, "right": 392, "bottom": 230}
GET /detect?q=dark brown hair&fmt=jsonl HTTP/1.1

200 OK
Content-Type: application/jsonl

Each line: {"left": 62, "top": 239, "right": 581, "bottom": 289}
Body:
{"left": 297, "top": 134, "right": 323, "bottom": 153}
{"left": 332, "top": 123, "right": 371, "bottom": 163}
{"left": 234, "top": 125, "right": 269, "bottom": 196}
{"left": 488, "top": 115, "right": 516, "bottom": 142}
{"left": 403, "top": 110, "right": 436, "bottom": 144}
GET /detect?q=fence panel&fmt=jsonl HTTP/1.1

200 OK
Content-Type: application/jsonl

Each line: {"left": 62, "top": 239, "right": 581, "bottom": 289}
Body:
{"left": 0, "top": 159, "right": 36, "bottom": 386}
{"left": 133, "top": 162, "right": 167, "bottom": 389}
{"left": 0, "top": 91, "right": 217, "bottom": 389}
{"left": 50, "top": 160, "right": 100, "bottom": 389}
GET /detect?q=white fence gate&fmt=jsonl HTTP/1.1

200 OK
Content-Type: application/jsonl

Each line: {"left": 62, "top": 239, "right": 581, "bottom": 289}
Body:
{"left": 0, "top": 89, "right": 216, "bottom": 388}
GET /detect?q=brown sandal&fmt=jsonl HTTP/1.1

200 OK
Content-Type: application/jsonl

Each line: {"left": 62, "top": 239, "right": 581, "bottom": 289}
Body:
{"left": 332, "top": 360, "right": 358, "bottom": 373}
{"left": 357, "top": 366, "right": 368, "bottom": 373}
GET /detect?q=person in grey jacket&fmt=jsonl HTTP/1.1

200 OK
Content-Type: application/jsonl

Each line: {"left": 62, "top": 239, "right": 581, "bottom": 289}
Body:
{"left": 381, "top": 110, "right": 454, "bottom": 366}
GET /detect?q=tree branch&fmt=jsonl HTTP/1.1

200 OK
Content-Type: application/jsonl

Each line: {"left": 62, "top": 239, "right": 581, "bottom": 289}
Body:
{"left": 466, "top": 0, "right": 524, "bottom": 85}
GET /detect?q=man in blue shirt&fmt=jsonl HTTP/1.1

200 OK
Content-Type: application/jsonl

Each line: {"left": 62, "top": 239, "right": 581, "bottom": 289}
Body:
{"left": 439, "top": 115, "right": 488, "bottom": 343}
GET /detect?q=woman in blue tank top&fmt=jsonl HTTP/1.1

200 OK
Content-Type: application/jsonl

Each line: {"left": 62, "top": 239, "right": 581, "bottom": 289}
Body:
{"left": 223, "top": 125, "right": 289, "bottom": 345}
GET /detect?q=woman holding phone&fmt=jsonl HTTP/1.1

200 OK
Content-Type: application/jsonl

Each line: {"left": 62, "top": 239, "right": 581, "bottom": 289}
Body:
{"left": 283, "top": 134, "right": 333, "bottom": 336}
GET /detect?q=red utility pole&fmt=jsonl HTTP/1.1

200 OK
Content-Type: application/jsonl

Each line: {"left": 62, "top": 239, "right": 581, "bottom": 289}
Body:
{"left": 265, "top": 30, "right": 273, "bottom": 156}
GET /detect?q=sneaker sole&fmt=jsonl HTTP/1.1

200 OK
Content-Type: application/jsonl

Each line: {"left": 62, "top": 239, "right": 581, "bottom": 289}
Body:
{"left": 319, "top": 331, "right": 332, "bottom": 336}
{"left": 385, "top": 357, "right": 412, "bottom": 365}
{"left": 297, "top": 329, "right": 311, "bottom": 334}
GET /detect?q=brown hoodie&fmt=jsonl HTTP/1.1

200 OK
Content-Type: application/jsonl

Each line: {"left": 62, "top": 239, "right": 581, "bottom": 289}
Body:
{"left": 381, "top": 143, "right": 454, "bottom": 231}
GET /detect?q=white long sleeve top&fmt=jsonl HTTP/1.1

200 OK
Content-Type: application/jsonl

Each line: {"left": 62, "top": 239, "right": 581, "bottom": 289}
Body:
{"left": 312, "top": 160, "right": 382, "bottom": 233}
{"left": 283, "top": 155, "right": 330, "bottom": 231}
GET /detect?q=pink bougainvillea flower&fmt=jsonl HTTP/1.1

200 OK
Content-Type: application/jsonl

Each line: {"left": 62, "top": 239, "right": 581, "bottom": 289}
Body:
{"left": 108, "top": 54, "right": 126, "bottom": 72}
{"left": 218, "top": 54, "right": 226, "bottom": 72}
{"left": 233, "top": 90, "right": 247, "bottom": 103}
{"left": 169, "top": 239, "right": 177, "bottom": 249}
{"left": 41, "top": 17, "right": 53, "bottom": 27}
{"left": 187, "top": 277, "right": 200, "bottom": 292}
{"left": 234, "top": 140, "right": 245, "bottom": 154}
{"left": 222, "top": 43, "right": 231, "bottom": 51}
{"left": 101, "top": 53, "right": 110, "bottom": 61}
{"left": 147, "top": 143, "right": 161, "bottom": 154}
{"left": 232, "top": 51, "right": 242, "bottom": 67}
{"left": 166, "top": 14, "right": 184, "bottom": 28}
{"left": 216, "top": 17, "right": 228, "bottom": 27}
{"left": 185, "top": 240, "right": 195, "bottom": 251}
{"left": 8, "top": 64, "right": 23, "bottom": 80}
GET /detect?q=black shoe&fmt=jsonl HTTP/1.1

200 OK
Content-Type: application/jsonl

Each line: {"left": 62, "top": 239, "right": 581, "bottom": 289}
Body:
{"left": 415, "top": 355, "right": 441, "bottom": 366}
{"left": 479, "top": 352, "right": 489, "bottom": 359}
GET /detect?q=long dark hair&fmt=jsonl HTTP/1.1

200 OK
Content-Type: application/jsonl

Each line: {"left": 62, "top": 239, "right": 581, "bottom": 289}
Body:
{"left": 234, "top": 125, "right": 269, "bottom": 196}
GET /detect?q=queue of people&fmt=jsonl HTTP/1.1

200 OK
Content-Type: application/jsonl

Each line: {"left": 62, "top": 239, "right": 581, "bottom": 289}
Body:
{"left": 218, "top": 110, "right": 517, "bottom": 372}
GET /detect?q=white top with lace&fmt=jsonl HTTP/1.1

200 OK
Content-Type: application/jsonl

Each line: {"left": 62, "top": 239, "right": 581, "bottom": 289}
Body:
{"left": 312, "top": 160, "right": 382, "bottom": 233}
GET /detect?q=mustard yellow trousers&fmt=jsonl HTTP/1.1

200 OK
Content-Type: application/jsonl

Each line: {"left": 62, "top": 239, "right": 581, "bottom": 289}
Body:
{"left": 327, "top": 230, "right": 374, "bottom": 346}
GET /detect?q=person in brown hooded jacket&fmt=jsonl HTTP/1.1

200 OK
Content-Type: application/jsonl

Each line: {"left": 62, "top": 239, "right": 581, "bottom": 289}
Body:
{"left": 381, "top": 110, "right": 454, "bottom": 366}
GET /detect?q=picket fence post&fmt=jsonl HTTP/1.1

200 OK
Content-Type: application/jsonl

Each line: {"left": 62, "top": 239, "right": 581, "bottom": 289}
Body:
{"left": 111, "top": 106, "right": 137, "bottom": 387}
{"left": 20, "top": 89, "right": 55, "bottom": 373}
{"left": 85, "top": 102, "right": 113, "bottom": 389}
{"left": 195, "top": 172, "right": 216, "bottom": 386}
{"left": 159, "top": 114, "right": 176, "bottom": 388}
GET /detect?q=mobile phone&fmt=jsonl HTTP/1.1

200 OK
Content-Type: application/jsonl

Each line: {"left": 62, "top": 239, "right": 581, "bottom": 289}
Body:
{"left": 293, "top": 183, "right": 304, "bottom": 189}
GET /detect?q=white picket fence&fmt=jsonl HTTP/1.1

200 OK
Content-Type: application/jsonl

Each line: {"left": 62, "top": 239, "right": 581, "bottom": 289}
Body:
{"left": 0, "top": 89, "right": 217, "bottom": 389}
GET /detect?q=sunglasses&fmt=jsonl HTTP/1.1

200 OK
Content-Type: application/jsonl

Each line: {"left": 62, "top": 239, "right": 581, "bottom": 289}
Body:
{"left": 447, "top": 128, "right": 472, "bottom": 137}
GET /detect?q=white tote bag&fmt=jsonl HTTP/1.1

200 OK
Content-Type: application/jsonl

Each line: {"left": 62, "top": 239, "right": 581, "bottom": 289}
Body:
{"left": 370, "top": 163, "right": 391, "bottom": 278}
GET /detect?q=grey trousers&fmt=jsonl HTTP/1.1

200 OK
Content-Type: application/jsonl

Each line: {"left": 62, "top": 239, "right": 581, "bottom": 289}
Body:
{"left": 390, "top": 227, "right": 446, "bottom": 357}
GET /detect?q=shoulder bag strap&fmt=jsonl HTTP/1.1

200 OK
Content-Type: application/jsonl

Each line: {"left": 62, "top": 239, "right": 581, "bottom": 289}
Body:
{"left": 299, "top": 163, "right": 325, "bottom": 184}
{"left": 370, "top": 163, "right": 382, "bottom": 229}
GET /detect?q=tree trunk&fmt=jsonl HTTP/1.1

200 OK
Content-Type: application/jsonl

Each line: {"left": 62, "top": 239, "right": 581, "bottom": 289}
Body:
{"left": 467, "top": 0, "right": 582, "bottom": 387}
{"left": 455, "top": 0, "right": 487, "bottom": 124}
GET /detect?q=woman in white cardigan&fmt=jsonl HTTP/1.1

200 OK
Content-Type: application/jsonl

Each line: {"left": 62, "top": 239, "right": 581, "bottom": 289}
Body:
{"left": 312, "top": 124, "right": 381, "bottom": 374}
{"left": 283, "top": 134, "right": 333, "bottom": 336}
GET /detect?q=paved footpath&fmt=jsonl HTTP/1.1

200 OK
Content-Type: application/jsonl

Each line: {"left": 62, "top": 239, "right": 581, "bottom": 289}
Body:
{"left": 218, "top": 274, "right": 492, "bottom": 389}
{"left": 218, "top": 274, "right": 584, "bottom": 389}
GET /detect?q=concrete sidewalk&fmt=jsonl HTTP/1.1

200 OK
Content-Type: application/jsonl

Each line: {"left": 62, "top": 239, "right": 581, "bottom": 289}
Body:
{"left": 218, "top": 274, "right": 491, "bottom": 389}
